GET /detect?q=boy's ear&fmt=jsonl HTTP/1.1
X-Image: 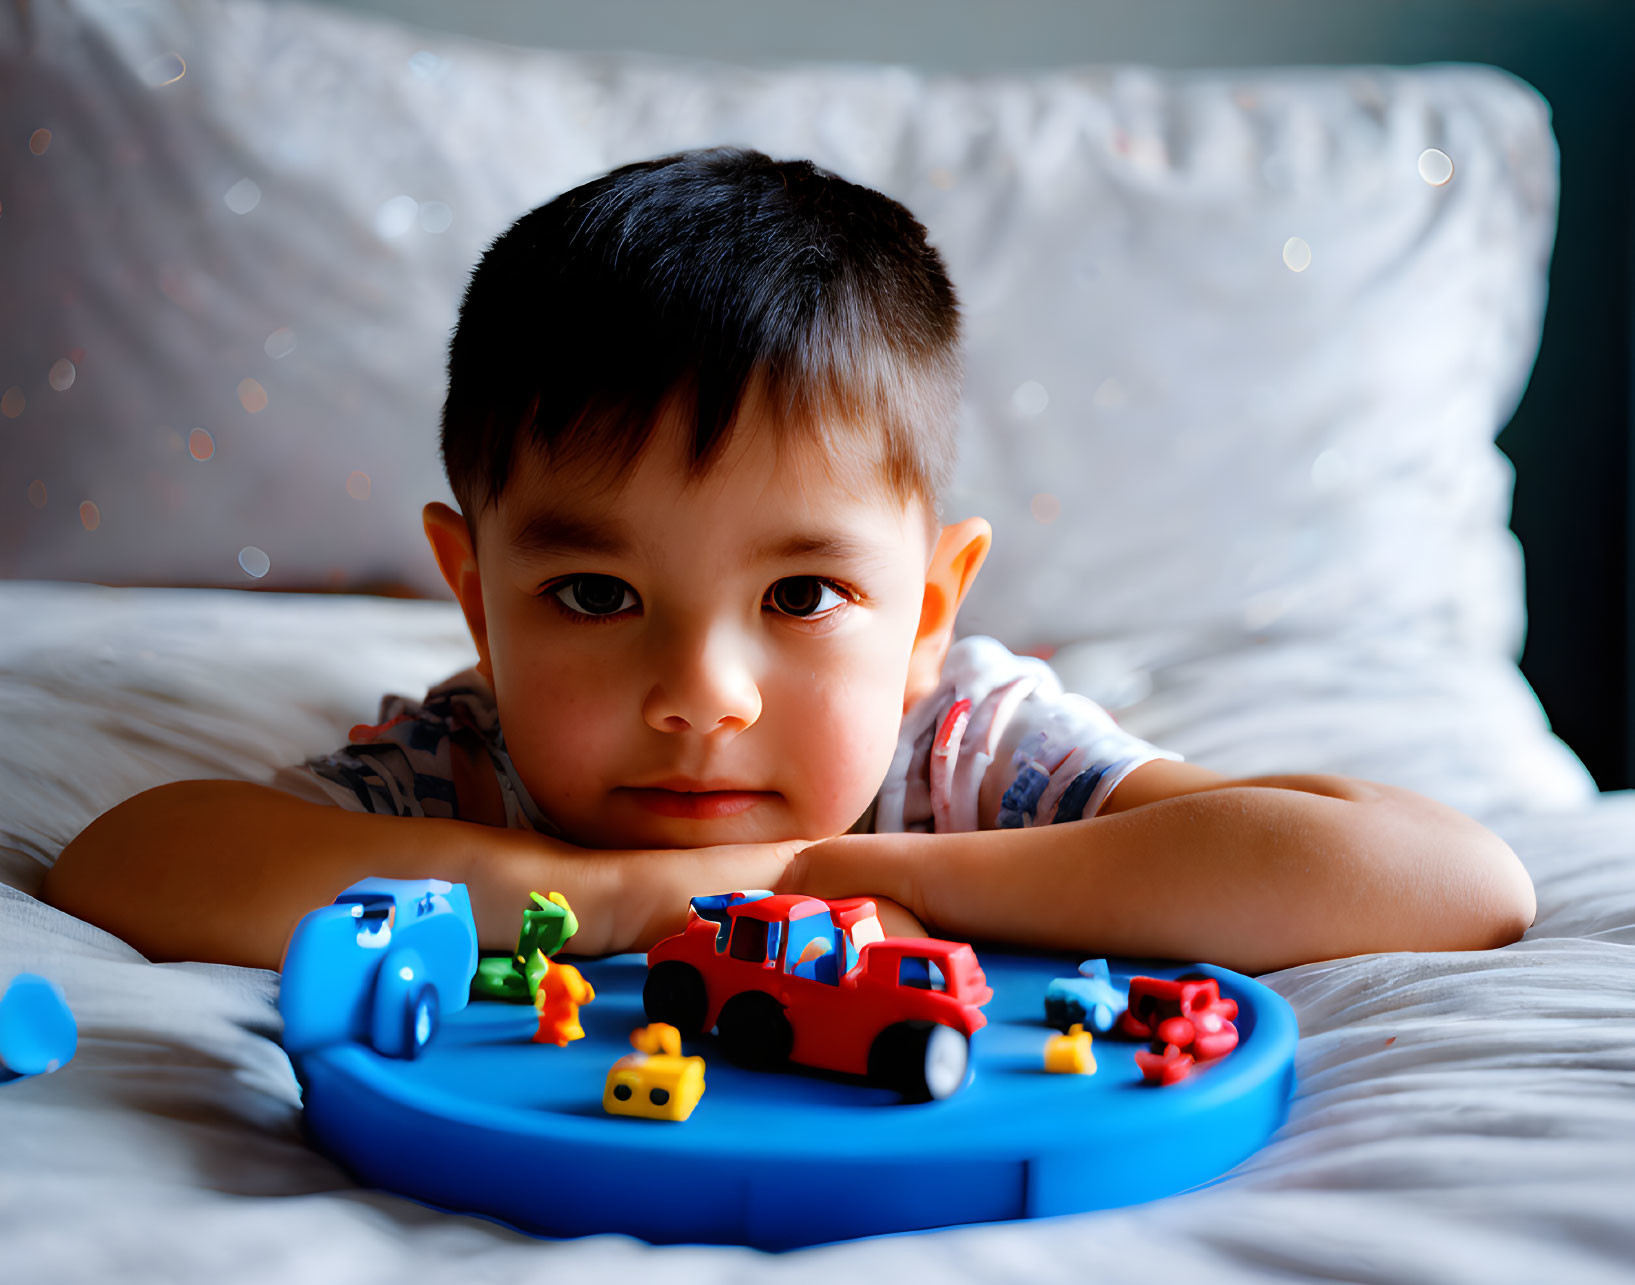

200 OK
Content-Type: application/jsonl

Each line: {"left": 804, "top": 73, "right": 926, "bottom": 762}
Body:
{"left": 904, "top": 516, "right": 992, "bottom": 712}
{"left": 423, "top": 501, "right": 494, "bottom": 683}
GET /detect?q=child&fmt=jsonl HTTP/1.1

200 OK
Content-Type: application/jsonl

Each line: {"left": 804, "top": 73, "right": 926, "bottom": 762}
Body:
{"left": 44, "top": 146, "right": 1536, "bottom": 975}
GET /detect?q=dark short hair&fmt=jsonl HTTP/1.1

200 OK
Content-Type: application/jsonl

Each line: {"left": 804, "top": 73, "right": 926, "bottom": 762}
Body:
{"left": 438, "top": 145, "right": 964, "bottom": 545}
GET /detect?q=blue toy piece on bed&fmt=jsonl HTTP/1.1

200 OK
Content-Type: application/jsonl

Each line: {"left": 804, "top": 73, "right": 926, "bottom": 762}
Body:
{"left": 280, "top": 877, "right": 478, "bottom": 1060}
{"left": 0, "top": 973, "right": 78, "bottom": 1084}
{"left": 1043, "top": 957, "right": 1127, "bottom": 1033}
{"left": 280, "top": 879, "right": 1298, "bottom": 1250}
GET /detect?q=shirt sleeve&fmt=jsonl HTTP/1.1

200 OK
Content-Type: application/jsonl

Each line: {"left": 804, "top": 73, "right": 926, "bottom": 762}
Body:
{"left": 874, "top": 635, "right": 1183, "bottom": 834}
{"left": 985, "top": 684, "right": 1183, "bottom": 829}
{"left": 265, "top": 733, "right": 458, "bottom": 820}
{"left": 266, "top": 761, "right": 352, "bottom": 809}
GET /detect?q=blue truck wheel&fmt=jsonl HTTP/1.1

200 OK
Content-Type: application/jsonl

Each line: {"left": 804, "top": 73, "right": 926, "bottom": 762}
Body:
{"left": 371, "top": 946, "right": 433, "bottom": 1058}
{"left": 406, "top": 984, "right": 439, "bottom": 1059}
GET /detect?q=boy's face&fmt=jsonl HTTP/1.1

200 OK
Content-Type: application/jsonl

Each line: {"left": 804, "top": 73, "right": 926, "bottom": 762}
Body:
{"left": 428, "top": 405, "right": 981, "bottom": 851}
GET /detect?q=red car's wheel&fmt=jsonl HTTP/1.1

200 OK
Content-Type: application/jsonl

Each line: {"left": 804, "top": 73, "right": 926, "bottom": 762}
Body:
{"left": 643, "top": 962, "right": 707, "bottom": 1037}
{"left": 714, "top": 991, "right": 792, "bottom": 1069}
{"left": 868, "top": 1020, "right": 969, "bottom": 1102}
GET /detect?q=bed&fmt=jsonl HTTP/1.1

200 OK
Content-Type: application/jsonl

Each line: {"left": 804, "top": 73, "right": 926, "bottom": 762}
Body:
{"left": 4, "top": 0, "right": 1634, "bottom": 1279}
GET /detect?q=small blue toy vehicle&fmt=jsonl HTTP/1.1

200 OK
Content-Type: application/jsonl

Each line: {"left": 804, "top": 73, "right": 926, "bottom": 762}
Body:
{"left": 1043, "top": 958, "right": 1127, "bottom": 1034}
{"left": 280, "top": 877, "right": 479, "bottom": 1060}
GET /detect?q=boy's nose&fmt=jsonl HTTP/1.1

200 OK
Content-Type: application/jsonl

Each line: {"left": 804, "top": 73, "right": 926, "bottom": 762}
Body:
{"left": 640, "top": 630, "right": 763, "bottom": 735}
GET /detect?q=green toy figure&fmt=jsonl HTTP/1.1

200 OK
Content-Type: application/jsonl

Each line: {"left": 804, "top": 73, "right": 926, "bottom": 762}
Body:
{"left": 470, "top": 891, "right": 579, "bottom": 1002}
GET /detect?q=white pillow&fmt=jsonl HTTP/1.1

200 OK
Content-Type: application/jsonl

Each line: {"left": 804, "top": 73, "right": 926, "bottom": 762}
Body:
{"left": 0, "top": 0, "right": 1596, "bottom": 809}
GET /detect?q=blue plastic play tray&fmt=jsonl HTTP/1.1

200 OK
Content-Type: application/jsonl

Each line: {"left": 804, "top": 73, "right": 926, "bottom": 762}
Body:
{"left": 285, "top": 950, "right": 1297, "bottom": 1249}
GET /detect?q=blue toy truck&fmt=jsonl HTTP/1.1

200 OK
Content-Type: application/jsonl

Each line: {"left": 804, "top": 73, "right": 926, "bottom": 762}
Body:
{"left": 280, "top": 877, "right": 479, "bottom": 1059}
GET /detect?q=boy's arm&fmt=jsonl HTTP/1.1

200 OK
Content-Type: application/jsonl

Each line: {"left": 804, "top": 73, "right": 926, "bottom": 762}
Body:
{"left": 41, "top": 780, "right": 805, "bottom": 970}
{"left": 779, "top": 762, "right": 1538, "bottom": 973}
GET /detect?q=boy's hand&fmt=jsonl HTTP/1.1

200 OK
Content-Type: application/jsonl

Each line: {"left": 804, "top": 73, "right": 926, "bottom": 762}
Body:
{"left": 509, "top": 828, "right": 936, "bottom": 959}
{"left": 606, "top": 836, "right": 818, "bottom": 954}
{"left": 772, "top": 831, "right": 933, "bottom": 940}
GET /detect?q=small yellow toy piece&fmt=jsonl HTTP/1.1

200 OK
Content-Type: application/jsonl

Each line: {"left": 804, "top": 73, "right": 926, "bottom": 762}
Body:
{"left": 1044, "top": 1023, "right": 1097, "bottom": 1075}
{"left": 603, "top": 1023, "right": 707, "bottom": 1122}
{"left": 531, "top": 957, "right": 595, "bottom": 1046}
{"left": 630, "top": 1022, "right": 683, "bottom": 1057}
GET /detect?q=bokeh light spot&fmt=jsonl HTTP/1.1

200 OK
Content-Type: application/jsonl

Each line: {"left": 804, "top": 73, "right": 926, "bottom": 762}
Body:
{"left": 79, "top": 500, "right": 100, "bottom": 531}
{"left": 238, "top": 378, "right": 268, "bottom": 413}
{"left": 224, "top": 178, "right": 262, "bottom": 214}
{"left": 1127, "top": 135, "right": 1168, "bottom": 172}
{"left": 188, "top": 427, "right": 215, "bottom": 461}
{"left": 29, "top": 129, "right": 51, "bottom": 156}
{"left": 346, "top": 471, "right": 372, "bottom": 501}
{"left": 139, "top": 52, "right": 186, "bottom": 87}
{"left": 1282, "top": 236, "right": 1312, "bottom": 272}
{"left": 1310, "top": 448, "right": 1352, "bottom": 492}
{"left": 1093, "top": 377, "right": 1127, "bottom": 409}
{"left": 264, "top": 327, "right": 296, "bottom": 359}
{"left": 419, "top": 201, "right": 453, "bottom": 234}
{"left": 928, "top": 167, "right": 954, "bottom": 190}
{"left": 407, "top": 50, "right": 447, "bottom": 82}
{"left": 27, "top": 480, "right": 47, "bottom": 508}
{"left": 1, "top": 387, "right": 23, "bottom": 417}
{"left": 1417, "top": 148, "right": 1454, "bottom": 186}
{"left": 1029, "top": 493, "right": 1062, "bottom": 525}
{"left": 48, "top": 358, "right": 76, "bottom": 391}
{"left": 238, "top": 546, "right": 271, "bottom": 579}
{"left": 1242, "top": 588, "right": 1293, "bottom": 631}
{"left": 374, "top": 194, "right": 419, "bottom": 240}
{"left": 1010, "top": 380, "right": 1049, "bottom": 418}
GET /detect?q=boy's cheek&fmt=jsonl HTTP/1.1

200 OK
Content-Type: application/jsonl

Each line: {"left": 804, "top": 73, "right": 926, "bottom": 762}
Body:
{"left": 781, "top": 691, "right": 903, "bottom": 835}
{"left": 489, "top": 649, "right": 906, "bottom": 842}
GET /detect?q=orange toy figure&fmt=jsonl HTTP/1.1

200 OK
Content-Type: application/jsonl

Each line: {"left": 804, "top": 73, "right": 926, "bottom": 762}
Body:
{"left": 531, "top": 956, "right": 596, "bottom": 1046}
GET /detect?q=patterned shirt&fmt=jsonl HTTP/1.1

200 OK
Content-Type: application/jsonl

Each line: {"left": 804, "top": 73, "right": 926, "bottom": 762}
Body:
{"left": 271, "top": 635, "right": 1182, "bottom": 834}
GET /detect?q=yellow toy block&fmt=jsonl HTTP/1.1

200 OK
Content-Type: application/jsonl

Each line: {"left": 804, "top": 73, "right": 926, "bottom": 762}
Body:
{"left": 603, "top": 1024, "right": 707, "bottom": 1121}
{"left": 1044, "top": 1023, "right": 1097, "bottom": 1075}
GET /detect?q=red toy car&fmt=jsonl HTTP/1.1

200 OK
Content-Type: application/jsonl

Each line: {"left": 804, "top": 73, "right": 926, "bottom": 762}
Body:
{"left": 643, "top": 890, "right": 993, "bottom": 1101}
{"left": 1118, "top": 974, "right": 1240, "bottom": 1084}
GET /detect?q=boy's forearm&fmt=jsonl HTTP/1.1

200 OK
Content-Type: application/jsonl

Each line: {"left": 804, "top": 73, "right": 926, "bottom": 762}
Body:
{"left": 788, "top": 779, "right": 1536, "bottom": 973}
{"left": 41, "top": 780, "right": 569, "bottom": 971}
{"left": 42, "top": 780, "right": 818, "bottom": 971}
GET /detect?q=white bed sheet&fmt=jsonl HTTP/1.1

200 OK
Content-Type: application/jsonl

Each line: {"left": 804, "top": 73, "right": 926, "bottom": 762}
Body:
{"left": 2, "top": 580, "right": 1633, "bottom": 1284}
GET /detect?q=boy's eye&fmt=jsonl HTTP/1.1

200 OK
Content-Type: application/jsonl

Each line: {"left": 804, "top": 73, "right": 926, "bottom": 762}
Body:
{"left": 765, "top": 576, "right": 849, "bottom": 619}
{"left": 550, "top": 574, "right": 638, "bottom": 618}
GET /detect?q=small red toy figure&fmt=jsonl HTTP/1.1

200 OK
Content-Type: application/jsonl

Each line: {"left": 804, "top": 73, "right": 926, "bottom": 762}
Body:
{"left": 1133, "top": 1042, "right": 1194, "bottom": 1085}
{"left": 1119, "top": 974, "right": 1240, "bottom": 1085}
{"left": 532, "top": 957, "right": 596, "bottom": 1046}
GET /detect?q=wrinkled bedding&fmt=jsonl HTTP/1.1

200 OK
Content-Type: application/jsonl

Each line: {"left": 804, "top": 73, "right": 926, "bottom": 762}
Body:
{"left": 2, "top": 581, "right": 1633, "bottom": 1284}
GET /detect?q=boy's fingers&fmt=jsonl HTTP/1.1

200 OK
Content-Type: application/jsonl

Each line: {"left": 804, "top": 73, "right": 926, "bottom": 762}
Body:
{"left": 778, "top": 832, "right": 927, "bottom": 923}
{"left": 870, "top": 896, "right": 929, "bottom": 941}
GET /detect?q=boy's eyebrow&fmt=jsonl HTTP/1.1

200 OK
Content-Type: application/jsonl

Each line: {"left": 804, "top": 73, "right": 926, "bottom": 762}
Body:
{"left": 505, "top": 509, "right": 880, "bottom": 565}
{"left": 506, "top": 510, "right": 633, "bottom": 560}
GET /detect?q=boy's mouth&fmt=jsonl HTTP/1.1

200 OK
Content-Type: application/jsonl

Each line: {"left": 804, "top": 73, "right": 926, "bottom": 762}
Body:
{"left": 618, "top": 778, "right": 776, "bottom": 820}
